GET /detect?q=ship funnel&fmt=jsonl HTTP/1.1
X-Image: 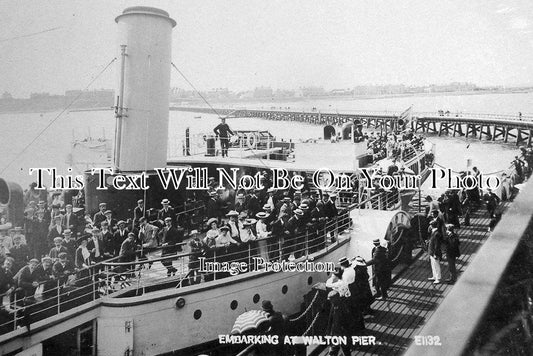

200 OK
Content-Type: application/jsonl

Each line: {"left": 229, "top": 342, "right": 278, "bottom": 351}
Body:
{"left": 114, "top": 7, "right": 176, "bottom": 171}
{"left": 0, "top": 178, "right": 24, "bottom": 227}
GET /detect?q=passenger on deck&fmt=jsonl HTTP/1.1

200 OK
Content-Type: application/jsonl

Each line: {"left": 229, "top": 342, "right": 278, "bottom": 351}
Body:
{"left": 13, "top": 258, "right": 40, "bottom": 300}
{"left": 427, "top": 220, "right": 442, "bottom": 284}
{"left": 0, "top": 257, "right": 15, "bottom": 299}
{"left": 52, "top": 252, "right": 75, "bottom": 284}
{"left": 225, "top": 210, "right": 241, "bottom": 243}
{"left": 188, "top": 231, "right": 204, "bottom": 285}
{"left": 61, "top": 230, "right": 76, "bottom": 263}
{"left": 255, "top": 212, "right": 270, "bottom": 261}
{"left": 160, "top": 217, "right": 180, "bottom": 277}
{"left": 327, "top": 291, "right": 354, "bottom": 356}
{"left": 47, "top": 215, "right": 64, "bottom": 248}
{"left": 88, "top": 228, "right": 105, "bottom": 262}
{"left": 49, "top": 237, "right": 67, "bottom": 262}
{"left": 215, "top": 225, "right": 238, "bottom": 248}
{"left": 213, "top": 117, "right": 234, "bottom": 158}
{"left": 158, "top": 199, "right": 175, "bottom": 225}
{"left": 93, "top": 203, "right": 107, "bottom": 228}
{"left": 367, "top": 239, "right": 392, "bottom": 300}
{"left": 75, "top": 236, "right": 92, "bottom": 269}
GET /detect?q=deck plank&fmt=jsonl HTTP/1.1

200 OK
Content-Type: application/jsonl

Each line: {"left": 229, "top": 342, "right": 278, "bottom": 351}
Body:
{"left": 315, "top": 202, "right": 510, "bottom": 356}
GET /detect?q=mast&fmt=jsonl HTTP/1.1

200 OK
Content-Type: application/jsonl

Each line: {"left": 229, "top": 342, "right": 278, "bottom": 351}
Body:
{"left": 114, "top": 44, "right": 127, "bottom": 169}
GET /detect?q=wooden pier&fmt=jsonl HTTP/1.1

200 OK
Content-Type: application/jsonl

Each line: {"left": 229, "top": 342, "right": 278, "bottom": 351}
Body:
{"left": 311, "top": 202, "right": 509, "bottom": 356}
{"left": 173, "top": 106, "right": 533, "bottom": 146}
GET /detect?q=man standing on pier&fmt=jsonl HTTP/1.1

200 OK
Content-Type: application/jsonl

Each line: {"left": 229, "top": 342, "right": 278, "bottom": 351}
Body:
{"left": 213, "top": 117, "right": 234, "bottom": 157}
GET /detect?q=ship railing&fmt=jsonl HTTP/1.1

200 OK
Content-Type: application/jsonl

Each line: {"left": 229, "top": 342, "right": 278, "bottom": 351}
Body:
{"left": 0, "top": 191, "right": 397, "bottom": 335}
{"left": 0, "top": 255, "right": 123, "bottom": 334}
{"left": 97, "top": 215, "right": 354, "bottom": 294}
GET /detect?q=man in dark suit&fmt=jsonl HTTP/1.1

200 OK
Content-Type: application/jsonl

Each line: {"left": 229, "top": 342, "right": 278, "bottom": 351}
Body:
{"left": 160, "top": 217, "right": 183, "bottom": 276}
{"left": 157, "top": 199, "right": 175, "bottom": 225}
{"left": 132, "top": 199, "right": 145, "bottom": 230}
{"left": 213, "top": 117, "right": 234, "bottom": 157}
{"left": 13, "top": 259, "right": 40, "bottom": 299}
{"left": 100, "top": 221, "right": 114, "bottom": 259}
{"left": 112, "top": 220, "right": 129, "bottom": 257}
{"left": 32, "top": 210, "right": 49, "bottom": 259}
{"left": 87, "top": 228, "right": 105, "bottom": 262}
{"left": 366, "top": 239, "right": 392, "bottom": 300}
{"left": 52, "top": 252, "right": 75, "bottom": 284}
{"left": 103, "top": 210, "right": 117, "bottom": 232}
{"left": 93, "top": 203, "right": 107, "bottom": 228}
{"left": 206, "top": 191, "right": 220, "bottom": 220}
{"left": 47, "top": 215, "right": 64, "bottom": 249}
{"left": 284, "top": 209, "right": 305, "bottom": 258}
{"left": 62, "top": 204, "right": 79, "bottom": 235}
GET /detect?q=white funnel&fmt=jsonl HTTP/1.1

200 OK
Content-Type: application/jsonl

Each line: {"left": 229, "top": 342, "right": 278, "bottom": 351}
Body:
{"left": 114, "top": 7, "right": 176, "bottom": 171}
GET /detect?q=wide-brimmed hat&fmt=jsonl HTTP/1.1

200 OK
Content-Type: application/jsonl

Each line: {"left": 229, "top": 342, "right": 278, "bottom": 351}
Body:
{"left": 219, "top": 225, "right": 230, "bottom": 232}
{"left": 243, "top": 218, "right": 256, "bottom": 226}
{"left": 236, "top": 193, "right": 245, "bottom": 199}
{"left": 283, "top": 197, "right": 291, "bottom": 202}
{"left": 164, "top": 217, "right": 172, "bottom": 222}
{"left": 62, "top": 229, "right": 72, "bottom": 235}
{"left": 226, "top": 210, "right": 239, "bottom": 217}
{"left": 117, "top": 220, "right": 126, "bottom": 226}
{"left": 53, "top": 237, "right": 63, "bottom": 243}
{"left": 338, "top": 256, "right": 350, "bottom": 267}
{"left": 373, "top": 238, "right": 381, "bottom": 245}
{"left": 137, "top": 199, "right": 143, "bottom": 204}
{"left": 294, "top": 209, "right": 304, "bottom": 216}
{"left": 299, "top": 203, "right": 309, "bottom": 210}
{"left": 262, "top": 204, "right": 272, "bottom": 211}
{"left": 207, "top": 218, "right": 218, "bottom": 227}
{"left": 256, "top": 212, "right": 268, "bottom": 219}
{"left": 99, "top": 202, "right": 107, "bottom": 207}
{"left": 161, "top": 199, "right": 170, "bottom": 205}
{"left": 353, "top": 256, "right": 366, "bottom": 266}
{"left": 104, "top": 210, "right": 112, "bottom": 215}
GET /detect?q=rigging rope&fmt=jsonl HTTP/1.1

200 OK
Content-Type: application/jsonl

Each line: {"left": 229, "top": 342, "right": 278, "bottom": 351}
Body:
{"left": 0, "top": 57, "right": 117, "bottom": 175}
{"left": 170, "top": 63, "right": 273, "bottom": 170}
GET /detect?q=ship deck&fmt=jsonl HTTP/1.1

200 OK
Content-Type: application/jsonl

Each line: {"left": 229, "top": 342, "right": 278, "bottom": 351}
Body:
{"left": 313, "top": 201, "right": 510, "bottom": 356}
{"left": 170, "top": 140, "right": 369, "bottom": 172}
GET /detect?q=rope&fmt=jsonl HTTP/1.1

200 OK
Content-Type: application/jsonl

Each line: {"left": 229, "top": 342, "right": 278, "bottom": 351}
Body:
{"left": 171, "top": 63, "right": 274, "bottom": 171}
{"left": 171, "top": 63, "right": 222, "bottom": 118}
{"left": 0, "top": 57, "right": 117, "bottom": 175}
{"left": 289, "top": 289, "right": 320, "bottom": 322}
{"left": 302, "top": 310, "right": 322, "bottom": 336}
{"left": 0, "top": 26, "right": 62, "bottom": 43}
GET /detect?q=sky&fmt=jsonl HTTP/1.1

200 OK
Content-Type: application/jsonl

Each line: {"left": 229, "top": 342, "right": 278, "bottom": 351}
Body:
{"left": 0, "top": 0, "right": 532, "bottom": 97}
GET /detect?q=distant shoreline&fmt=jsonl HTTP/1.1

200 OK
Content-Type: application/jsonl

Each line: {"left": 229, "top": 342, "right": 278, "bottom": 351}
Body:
{"left": 0, "top": 90, "right": 529, "bottom": 115}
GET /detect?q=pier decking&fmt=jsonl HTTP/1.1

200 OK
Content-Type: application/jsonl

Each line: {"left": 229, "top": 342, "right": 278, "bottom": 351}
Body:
{"left": 313, "top": 202, "right": 509, "bottom": 356}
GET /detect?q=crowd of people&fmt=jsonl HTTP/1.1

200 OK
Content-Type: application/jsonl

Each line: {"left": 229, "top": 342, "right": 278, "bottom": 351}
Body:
{"left": 0, "top": 173, "right": 346, "bottom": 307}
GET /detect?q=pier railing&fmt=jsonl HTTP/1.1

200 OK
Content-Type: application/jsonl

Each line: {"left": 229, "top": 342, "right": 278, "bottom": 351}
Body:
{"left": 404, "top": 179, "right": 533, "bottom": 356}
